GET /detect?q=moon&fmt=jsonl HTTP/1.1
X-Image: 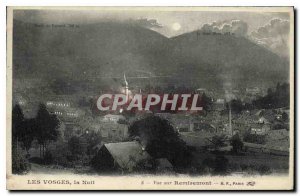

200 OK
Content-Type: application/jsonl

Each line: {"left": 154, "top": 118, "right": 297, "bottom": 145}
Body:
{"left": 172, "top": 22, "right": 181, "bottom": 31}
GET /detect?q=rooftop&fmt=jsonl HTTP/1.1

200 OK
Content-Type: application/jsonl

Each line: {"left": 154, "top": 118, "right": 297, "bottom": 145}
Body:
{"left": 104, "top": 141, "right": 151, "bottom": 170}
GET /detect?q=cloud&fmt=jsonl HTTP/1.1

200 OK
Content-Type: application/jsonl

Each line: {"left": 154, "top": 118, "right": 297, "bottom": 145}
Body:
{"left": 200, "top": 19, "right": 248, "bottom": 36}
{"left": 130, "top": 18, "right": 163, "bottom": 29}
{"left": 250, "top": 18, "right": 290, "bottom": 58}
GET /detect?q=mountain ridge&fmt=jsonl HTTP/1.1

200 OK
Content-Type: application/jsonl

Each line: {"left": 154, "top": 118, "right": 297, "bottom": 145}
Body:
{"left": 13, "top": 19, "right": 289, "bottom": 95}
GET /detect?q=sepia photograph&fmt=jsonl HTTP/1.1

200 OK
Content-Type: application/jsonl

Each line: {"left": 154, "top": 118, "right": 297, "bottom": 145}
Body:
{"left": 6, "top": 6, "right": 294, "bottom": 190}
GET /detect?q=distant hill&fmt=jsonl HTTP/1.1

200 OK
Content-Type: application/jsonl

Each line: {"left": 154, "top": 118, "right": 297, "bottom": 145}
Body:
{"left": 13, "top": 20, "right": 289, "bottom": 95}
{"left": 170, "top": 30, "right": 289, "bottom": 90}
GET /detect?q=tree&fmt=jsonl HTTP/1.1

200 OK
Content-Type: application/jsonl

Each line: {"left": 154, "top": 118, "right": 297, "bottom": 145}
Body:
{"left": 282, "top": 112, "right": 289, "bottom": 122}
{"left": 84, "top": 131, "right": 102, "bottom": 156}
{"left": 12, "top": 105, "right": 37, "bottom": 155}
{"left": 12, "top": 104, "right": 26, "bottom": 172}
{"left": 230, "top": 134, "right": 244, "bottom": 154}
{"left": 252, "top": 83, "right": 289, "bottom": 109}
{"left": 213, "top": 155, "right": 229, "bottom": 175}
{"left": 68, "top": 136, "right": 84, "bottom": 157}
{"left": 201, "top": 93, "right": 213, "bottom": 112}
{"left": 12, "top": 145, "right": 29, "bottom": 174}
{"left": 202, "top": 155, "right": 229, "bottom": 175}
{"left": 12, "top": 104, "right": 24, "bottom": 145}
{"left": 202, "top": 157, "right": 215, "bottom": 173}
{"left": 129, "top": 115, "right": 192, "bottom": 170}
{"left": 35, "top": 103, "right": 60, "bottom": 158}
{"left": 43, "top": 150, "right": 53, "bottom": 165}
{"left": 243, "top": 130, "right": 266, "bottom": 144}
{"left": 227, "top": 99, "right": 244, "bottom": 114}
{"left": 211, "top": 135, "right": 226, "bottom": 151}
{"left": 20, "top": 119, "right": 36, "bottom": 154}
{"left": 12, "top": 104, "right": 36, "bottom": 173}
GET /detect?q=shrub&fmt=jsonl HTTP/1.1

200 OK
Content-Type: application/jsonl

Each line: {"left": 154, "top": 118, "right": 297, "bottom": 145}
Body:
{"left": 243, "top": 131, "right": 266, "bottom": 144}
{"left": 230, "top": 134, "right": 244, "bottom": 154}
{"left": 213, "top": 155, "right": 229, "bottom": 175}
{"left": 12, "top": 147, "right": 29, "bottom": 174}
{"left": 202, "top": 155, "right": 229, "bottom": 175}
{"left": 68, "top": 136, "right": 84, "bottom": 157}
{"left": 28, "top": 157, "right": 44, "bottom": 165}
{"left": 129, "top": 116, "right": 192, "bottom": 170}
{"left": 257, "top": 164, "right": 271, "bottom": 175}
{"left": 43, "top": 150, "right": 53, "bottom": 165}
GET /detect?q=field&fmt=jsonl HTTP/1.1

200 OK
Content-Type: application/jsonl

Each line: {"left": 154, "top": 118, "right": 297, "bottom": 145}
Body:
{"left": 191, "top": 150, "right": 289, "bottom": 175}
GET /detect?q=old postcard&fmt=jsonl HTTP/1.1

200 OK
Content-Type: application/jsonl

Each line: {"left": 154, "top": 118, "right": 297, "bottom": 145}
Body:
{"left": 6, "top": 7, "right": 294, "bottom": 190}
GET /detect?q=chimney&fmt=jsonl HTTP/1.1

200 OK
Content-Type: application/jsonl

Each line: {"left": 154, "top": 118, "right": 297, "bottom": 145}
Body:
{"left": 229, "top": 103, "right": 232, "bottom": 136}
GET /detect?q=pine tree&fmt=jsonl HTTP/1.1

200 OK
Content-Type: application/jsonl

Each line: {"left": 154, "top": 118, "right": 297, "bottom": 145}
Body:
{"left": 12, "top": 104, "right": 24, "bottom": 147}
{"left": 35, "top": 103, "right": 60, "bottom": 158}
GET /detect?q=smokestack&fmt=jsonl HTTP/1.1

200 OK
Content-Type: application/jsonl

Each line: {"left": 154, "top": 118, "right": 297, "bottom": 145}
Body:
{"left": 189, "top": 115, "right": 194, "bottom": 132}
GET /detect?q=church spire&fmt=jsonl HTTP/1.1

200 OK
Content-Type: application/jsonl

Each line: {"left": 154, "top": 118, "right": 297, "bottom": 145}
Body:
{"left": 123, "top": 73, "right": 129, "bottom": 101}
{"left": 124, "top": 73, "right": 128, "bottom": 88}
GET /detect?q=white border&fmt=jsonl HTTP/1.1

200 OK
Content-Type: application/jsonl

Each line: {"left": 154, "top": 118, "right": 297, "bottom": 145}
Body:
{"left": 1, "top": 0, "right": 299, "bottom": 195}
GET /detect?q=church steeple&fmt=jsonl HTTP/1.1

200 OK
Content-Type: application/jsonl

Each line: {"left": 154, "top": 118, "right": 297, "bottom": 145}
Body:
{"left": 124, "top": 73, "right": 128, "bottom": 88}
{"left": 123, "top": 73, "right": 129, "bottom": 101}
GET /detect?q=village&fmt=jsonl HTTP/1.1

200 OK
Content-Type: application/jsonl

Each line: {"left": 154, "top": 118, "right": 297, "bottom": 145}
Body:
{"left": 12, "top": 74, "right": 290, "bottom": 176}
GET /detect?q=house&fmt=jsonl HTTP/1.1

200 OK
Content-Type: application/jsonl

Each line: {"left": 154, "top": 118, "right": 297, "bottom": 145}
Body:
{"left": 46, "top": 95, "right": 85, "bottom": 122}
{"left": 232, "top": 109, "right": 277, "bottom": 136}
{"left": 196, "top": 88, "right": 206, "bottom": 95}
{"left": 102, "top": 114, "right": 126, "bottom": 124}
{"left": 92, "top": 141, "right": 152, "bottom": 172}
{"left": 249, "top": 124, "right": 271, "bottom": 135}
{"left": 159, "top": 114, "right": 194, "bottom": 133}
{"left": 63, "top": 122, "right": 82, "bottom": 139}
{"left": 245, "top": 114, "right": 271, "bottom": 125}
{"left": 246, "top": 87, "right": 261, "bottom": 95}
{"left": 193, "top": 123, "right": 216, "bottom": 133}
{"left": 256, "top": 116, "right": 271, "bottom": 124}
{"left": 212, "top": 99, "right": 226, "bottom": 111}
{"left": 256, "top": 109, "right": 276, "bottom": 124}
{"left": 99, "top": 122, "right": 129, "bottom": 142}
